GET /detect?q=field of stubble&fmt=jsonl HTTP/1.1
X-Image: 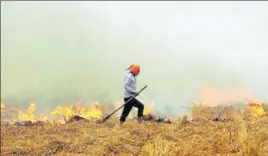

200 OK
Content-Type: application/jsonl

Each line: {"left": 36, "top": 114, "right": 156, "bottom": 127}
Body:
{"left": 1, "top": 111, "right": 268, "bottom": 156}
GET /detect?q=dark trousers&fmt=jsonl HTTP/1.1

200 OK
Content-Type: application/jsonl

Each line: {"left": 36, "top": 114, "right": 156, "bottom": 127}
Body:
{"left": 119, "top": 97, "right": 144, "bottom": 122}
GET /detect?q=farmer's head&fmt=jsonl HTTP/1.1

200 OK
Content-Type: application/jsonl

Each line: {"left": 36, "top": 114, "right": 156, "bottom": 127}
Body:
{"left": 126, "top": 64, "right": 140, "bottom": 76}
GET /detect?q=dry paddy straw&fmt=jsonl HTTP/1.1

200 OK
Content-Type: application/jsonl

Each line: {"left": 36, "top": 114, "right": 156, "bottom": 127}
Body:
{"left": 1, "top": 113, "right": 268, "bottom": 156}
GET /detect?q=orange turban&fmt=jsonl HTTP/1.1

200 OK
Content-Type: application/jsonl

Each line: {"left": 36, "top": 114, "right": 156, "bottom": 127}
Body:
{"left": 126, "top": 64, "right": 140, "bottom": 76}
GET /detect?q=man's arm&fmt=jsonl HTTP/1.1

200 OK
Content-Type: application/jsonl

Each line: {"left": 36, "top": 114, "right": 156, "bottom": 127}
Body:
{"left": 124, "top": 75, "right": 137, "bottom": 95}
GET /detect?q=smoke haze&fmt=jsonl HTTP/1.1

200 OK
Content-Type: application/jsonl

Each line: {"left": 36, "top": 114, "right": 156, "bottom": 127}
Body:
{"left": 1, "top": 2, "right": 268, "bottom": 115}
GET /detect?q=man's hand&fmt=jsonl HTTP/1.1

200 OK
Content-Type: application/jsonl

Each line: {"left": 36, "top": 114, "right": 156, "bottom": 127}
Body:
{"left": 132, "top": 92, "right": 139, "bottom": 96}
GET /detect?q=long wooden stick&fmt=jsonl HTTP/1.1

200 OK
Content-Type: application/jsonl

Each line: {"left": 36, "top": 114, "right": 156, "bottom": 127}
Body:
{"left": 100, "top": 85, "right": 148, "bottom": 123}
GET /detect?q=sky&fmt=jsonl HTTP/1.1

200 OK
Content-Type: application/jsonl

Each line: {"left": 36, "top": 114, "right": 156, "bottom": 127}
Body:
{"left": 1, "top": 1, "right": 268, "bottom": 115}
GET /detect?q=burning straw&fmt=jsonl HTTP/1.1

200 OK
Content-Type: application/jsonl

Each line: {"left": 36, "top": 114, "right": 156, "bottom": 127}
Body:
{"left": 1, "top": 100, "right": 267, "bottom": 155}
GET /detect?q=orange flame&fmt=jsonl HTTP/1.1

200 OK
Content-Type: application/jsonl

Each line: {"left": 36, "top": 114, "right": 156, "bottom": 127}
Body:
{"left": 17, "top": 103, "right": 36, "bottom": 121}
{"left": 1, "top": 102, "right": 5, "bottom": 109}
{"left": 50, "top": 101, "right": 103, "bottom": 121}
{"left": 246, "top": 100, "right": 264, "bottom": 118}
{"left": 144, "top": 105, "right": 153, "bottom": 115}
{"left": 199, "top": 85, "right": 256, "bottom": 107}
{"left": 14, "top": 103, "right": 47, "bottom": 122}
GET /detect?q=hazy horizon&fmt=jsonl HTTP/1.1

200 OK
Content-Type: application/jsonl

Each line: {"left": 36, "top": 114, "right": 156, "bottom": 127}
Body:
{"left": 1, "top": 1, "right": 268, "bottom": 116}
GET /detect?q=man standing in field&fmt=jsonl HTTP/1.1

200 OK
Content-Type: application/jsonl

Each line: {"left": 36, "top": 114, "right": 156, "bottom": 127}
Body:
{"left": 120, "top": 64, "right": 144, "bottom": 124}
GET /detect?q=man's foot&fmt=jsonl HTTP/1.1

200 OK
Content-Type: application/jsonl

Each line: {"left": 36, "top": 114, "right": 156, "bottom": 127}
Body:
{"left": 137, "top": 117, "right": 142, "bottom": 123}
{"left": 150, "top": 115, "right": 156, "bottom": 124}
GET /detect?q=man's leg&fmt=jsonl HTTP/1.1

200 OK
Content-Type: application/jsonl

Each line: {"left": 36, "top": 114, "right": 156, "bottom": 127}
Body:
{"left": 119, "top": 98, "right": 133, "bottom": 123}
{"left": 132, "top": 98, "right": 144, "bottom": 123}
